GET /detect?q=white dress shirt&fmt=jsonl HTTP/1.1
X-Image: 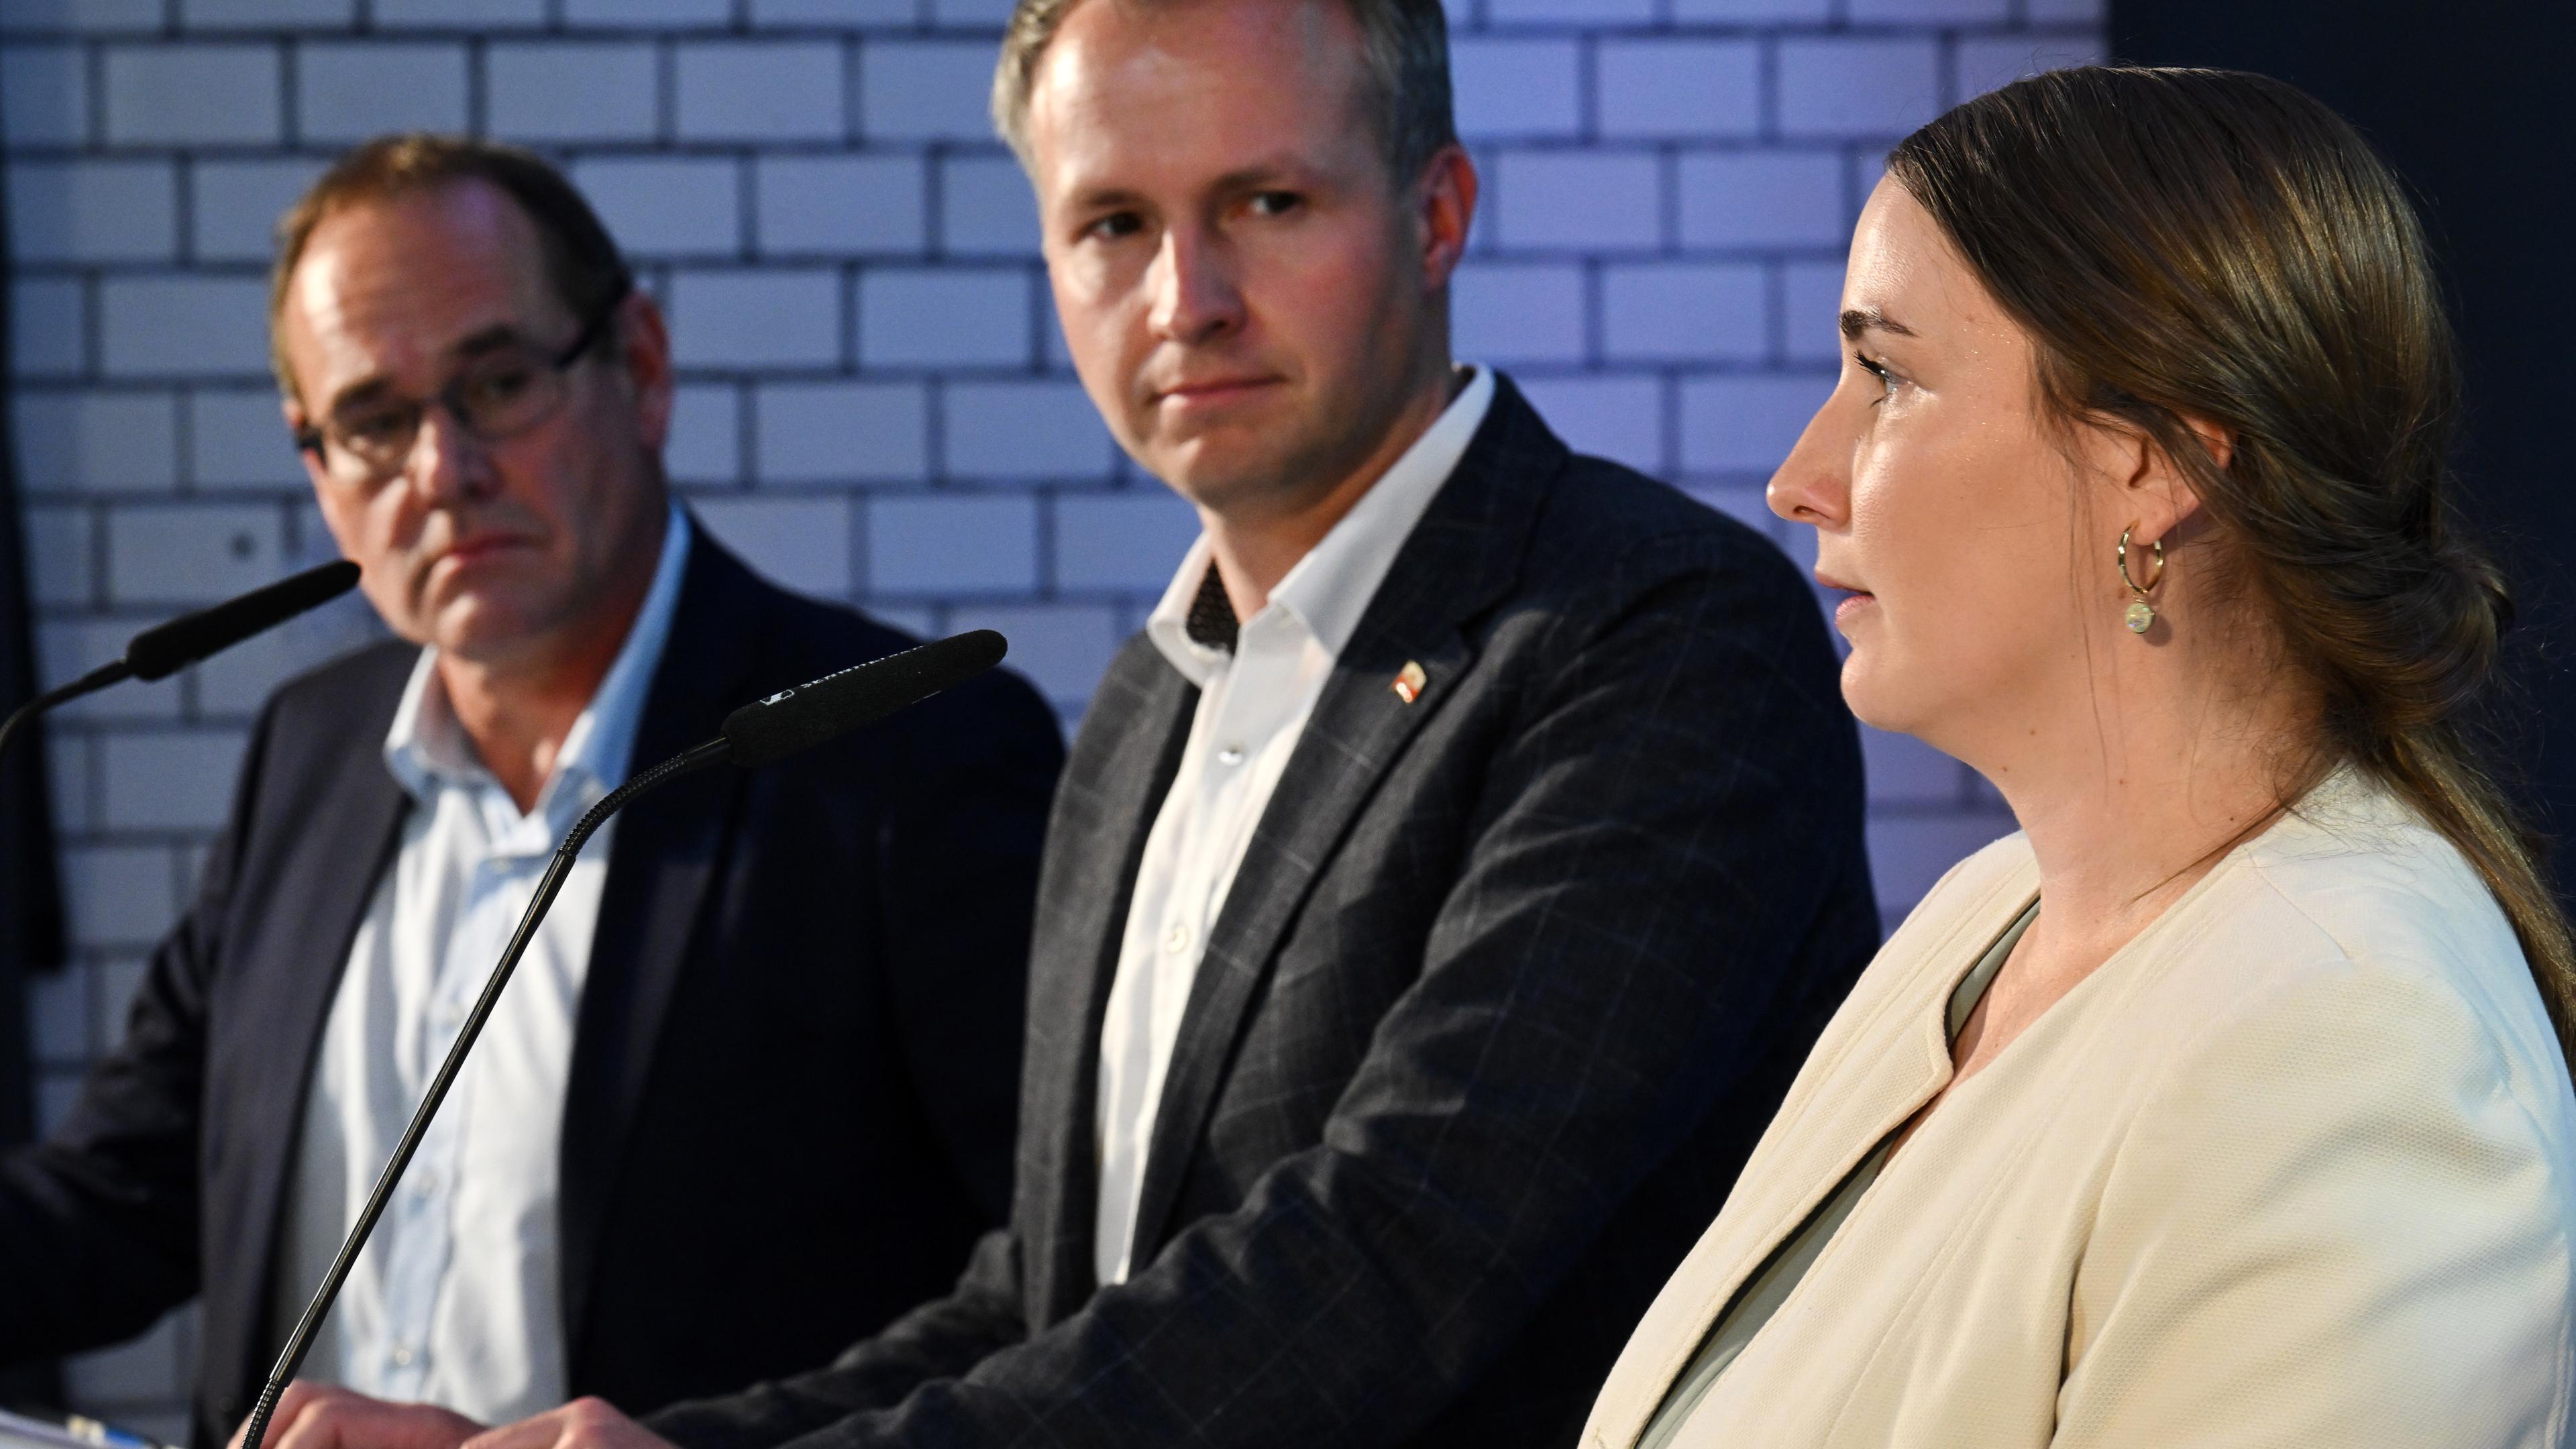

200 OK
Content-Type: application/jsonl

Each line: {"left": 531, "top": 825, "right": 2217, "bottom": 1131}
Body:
{"left": 275, "top": 504, "right": 690, "bottom": 1425}
{"left": 1093, "top": 366, "right": 1494, "bottom": 1285}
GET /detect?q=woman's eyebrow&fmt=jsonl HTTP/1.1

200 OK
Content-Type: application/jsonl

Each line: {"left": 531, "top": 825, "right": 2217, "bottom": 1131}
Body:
{"left": 1839, "top": 307, "right": 1917, "bottom": 340}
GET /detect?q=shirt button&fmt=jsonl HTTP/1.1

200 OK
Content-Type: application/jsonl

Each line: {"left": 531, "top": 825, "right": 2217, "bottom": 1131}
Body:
{"left": 1163, "top": 922, "right": 1191, "bottom": 955}
{"left": 388, "top": 1344, "right": 417, "bottom": 1369}
{"left": 409, "top": 1171, "right": 437, "bottom": 1199}
{"left": 1216, "top": 744, "right": 1246, "bottom": 767}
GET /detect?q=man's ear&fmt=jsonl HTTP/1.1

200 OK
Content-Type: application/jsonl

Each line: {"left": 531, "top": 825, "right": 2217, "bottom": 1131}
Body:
{"left": 614, "top": 288, "right": 676, "bottom": 451}
{"left": 1413, "top": 142, "right": 1477, "bottom": 291}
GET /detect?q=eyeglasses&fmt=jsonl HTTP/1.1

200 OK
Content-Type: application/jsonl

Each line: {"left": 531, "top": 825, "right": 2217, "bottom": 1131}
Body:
{"left": 294, "top": 278, "right": 632, "bottom": 488}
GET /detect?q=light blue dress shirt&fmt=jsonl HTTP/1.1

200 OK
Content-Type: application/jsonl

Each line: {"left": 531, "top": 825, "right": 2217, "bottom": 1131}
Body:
{"left": 274, "top": 504, "right": 690, "bottom": 1425}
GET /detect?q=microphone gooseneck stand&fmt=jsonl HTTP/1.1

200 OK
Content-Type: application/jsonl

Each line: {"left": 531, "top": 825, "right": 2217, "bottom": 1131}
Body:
{"left": 0, "top": 660, "right": 135, "bottom": 765}
{"left": 0, "top": 559, "right": 363, "bottom": 766}
{"left": 236, "top": 735, "right": 730, "bottom": 1449}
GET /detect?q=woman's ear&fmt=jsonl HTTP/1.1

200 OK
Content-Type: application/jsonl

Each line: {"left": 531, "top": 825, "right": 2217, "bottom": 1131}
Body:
{"left": 2179, "top": 413, "right": 2235, "bottom": 473}
{"left": 2112, "top": 411, "right": 2231, "bottom": 545}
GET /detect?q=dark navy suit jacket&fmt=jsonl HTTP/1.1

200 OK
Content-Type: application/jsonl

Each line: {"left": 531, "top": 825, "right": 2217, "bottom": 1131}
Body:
{"left": 646, "top": 377, "right": 1880, "bottom": 1449}
{"left": 0, "top": 531, "right": 1065, "bottom": 1446}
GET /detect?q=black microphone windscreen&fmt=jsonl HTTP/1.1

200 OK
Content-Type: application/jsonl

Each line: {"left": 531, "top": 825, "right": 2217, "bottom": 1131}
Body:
{"left": 721, "top": 629, "right": 1008, "bottom": 769}
{"left": 124, "top": 560, "right": 364, "bottom": 682}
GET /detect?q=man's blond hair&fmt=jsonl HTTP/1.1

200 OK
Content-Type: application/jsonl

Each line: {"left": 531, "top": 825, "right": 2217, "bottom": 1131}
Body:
{"left": 990, "top": 0, "right": 1457, "bottom": 186}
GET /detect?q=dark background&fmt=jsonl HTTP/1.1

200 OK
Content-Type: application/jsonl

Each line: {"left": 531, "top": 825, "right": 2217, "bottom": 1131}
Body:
{"left": 1, "top": 162, "right": 70, "bottom": 1411}
{"left": 2112, "top": 0, "right": 2576, "bottom": 906}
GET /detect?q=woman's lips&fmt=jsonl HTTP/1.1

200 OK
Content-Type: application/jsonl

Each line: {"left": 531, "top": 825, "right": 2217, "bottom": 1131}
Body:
{"left": 1833, "top": 591, "right": 1876, "bottom": 628}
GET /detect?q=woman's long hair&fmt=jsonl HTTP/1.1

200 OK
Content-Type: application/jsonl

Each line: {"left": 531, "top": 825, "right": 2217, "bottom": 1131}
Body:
{"left": 1886, "top": 66, "right": 2576, "bottom": 1053}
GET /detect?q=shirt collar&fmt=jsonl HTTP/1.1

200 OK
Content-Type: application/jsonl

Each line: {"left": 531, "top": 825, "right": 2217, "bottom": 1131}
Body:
{"left": 1145, "top": 364, "right": 1494, "bottom": 686}
{"left": 384, "top": 501, "right": 694, "bottom": 830}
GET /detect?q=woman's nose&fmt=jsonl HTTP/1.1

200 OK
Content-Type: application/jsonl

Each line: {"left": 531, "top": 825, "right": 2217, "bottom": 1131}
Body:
{"left": 1768, "top": 386, "right": 1854, "bottom": 529}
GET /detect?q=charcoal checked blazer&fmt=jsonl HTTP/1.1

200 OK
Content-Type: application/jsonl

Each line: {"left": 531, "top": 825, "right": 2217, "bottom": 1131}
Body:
{"left": 645, "top": 376, "right": 1880, "bottom": 1449}
{"left": 0, "top": 529, "right": 1065, "bottom": 1448}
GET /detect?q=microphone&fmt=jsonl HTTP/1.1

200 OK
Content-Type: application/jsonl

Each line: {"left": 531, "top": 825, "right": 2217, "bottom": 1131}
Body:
{"left": 722, "top": 627, "right": 1007, "bottom": 766}
{"left": 238, "top": 629, "right": 1010, "bottom": 1449}
{"left": 0, "top": 559, "right": 362, "bottom": 764}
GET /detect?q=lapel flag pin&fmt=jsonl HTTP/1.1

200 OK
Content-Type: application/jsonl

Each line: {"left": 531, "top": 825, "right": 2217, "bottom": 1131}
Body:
{"left": 1391, "top": 660, "right": 1427, "bottom": 704}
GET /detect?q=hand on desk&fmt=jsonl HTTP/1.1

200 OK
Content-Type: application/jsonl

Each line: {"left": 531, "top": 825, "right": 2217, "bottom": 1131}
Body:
{"left": 229, "top": 1389, "right": 680, "bottom": 1449}
{"left": 448, "top": 1399, "right": 678, "bottom": 1449}
{"left": 227, "top": 1385, "right": 480, "bottom": 1449}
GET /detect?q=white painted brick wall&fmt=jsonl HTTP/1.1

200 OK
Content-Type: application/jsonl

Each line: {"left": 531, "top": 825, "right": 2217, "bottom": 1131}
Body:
{"left": 1596, "top": 39, "right": 1760, "bottom": 138}
{"left": 486, "top": 42, "right": 662, "bottom": 140}
{"left": 574, "top": 155, "right": 743, "bottom": 255}
{"left": 857, "top": 267, "right": 1033, "bottom": 367}
{"left": 754, "top": 378, "right": 927, "bottom": 480}
{"left": 1602, "top": 262, "right": 1767, "bottom": 361}
{"left": 99, "top": 276, "right": 271, "bottom": 377}
{"left": 7, "top": 160, "right": 179, "bottom": 263}
{"left": 10, "top": 274, "right": 86, "bottom": 374}
{"left": 191, "top": 156, "right": 327, "bottom": 261}
{"left": 98, "top": 727, "right": 250, "bottom": 830}
{"left": 1, "top": 46, "right": 91, "bottom": 147}
{"left": 3, "top": 0, "right": 2100, "bottom": 1428}
{"left": 678, "top": 41, "right": 849, "bottom": 141}
{"left": 1492, "top": 150, "right": 1663, "bottom": 249}
{"left": 940, "top": 156, "right": 1038, "bottom": 255}
{"left": 1451, "top": 38, "right": 1579, "bottom": 138}
{"left": 867, "top": 492, "right": 1038, "bottom": 594}
{"left": 1676, "top": 148, "right": 1846, "bottom": 245}
{"left": 755, "top": 152, "right": 923, "bottom": 253}
{"left": 295, "top": 42, "right": 473, "bottom": 143}
{"left": 1450, "top": 259, "right": 1584, "bottom": 362}
{"left": 692, "top": 493, "right": 855, "bottom": 593}
{"left": 105, "top": 502, "right": 286, "bottom": 605}
{"left": 671, "top": 266, "right": 845, "bottom": 366}
{"left": 103, "top": 46, "right": 284, "bottom": 146}
{"left": 943, "top": 379, "right": 1113, "bottom": 480}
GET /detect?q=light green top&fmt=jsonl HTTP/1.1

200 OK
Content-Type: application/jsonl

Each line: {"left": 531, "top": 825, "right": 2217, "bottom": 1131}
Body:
{"left": 1634, "top": 900, "right": 2041, "bottom": 1449}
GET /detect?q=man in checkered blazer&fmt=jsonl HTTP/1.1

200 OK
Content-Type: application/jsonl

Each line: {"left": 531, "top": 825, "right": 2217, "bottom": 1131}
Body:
{"left": 250, "top": 0, "right": 1878, "bottom": 1444}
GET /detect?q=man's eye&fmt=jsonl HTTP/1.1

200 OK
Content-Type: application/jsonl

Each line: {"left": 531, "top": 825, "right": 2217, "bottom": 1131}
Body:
{"left": 461, "top": 362, "right": 539, "bottom": 411}
{"left": 1248, "top": 191, "right": 1303, "bottom": 218}
{"left": 1084, "top": 211, "right": 1143, "bottom": 241}
{"left": 337, "top": 406, "right": 413, "bottom": 449}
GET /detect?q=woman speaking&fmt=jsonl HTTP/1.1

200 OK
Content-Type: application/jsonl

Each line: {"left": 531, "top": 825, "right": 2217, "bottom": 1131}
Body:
{"left": 1584, "top": 67, "right": 2576, "bottom": 1447}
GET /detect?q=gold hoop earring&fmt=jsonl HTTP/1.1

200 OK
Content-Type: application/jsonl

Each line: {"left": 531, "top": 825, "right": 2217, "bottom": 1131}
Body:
{"left": 2118, "top": 526, "right": 2165, "bottom": 635}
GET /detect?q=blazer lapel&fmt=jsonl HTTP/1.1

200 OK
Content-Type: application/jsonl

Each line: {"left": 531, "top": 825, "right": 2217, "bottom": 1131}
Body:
{"left": 557, "top": 533, "right": 759, "bottom": 1350}
{"left": 213, "top": 655, "right": 412, "bottom": 1419}
{"left": 1583, "top": 857, "right": 2038, "bottom": 1449}
{"left": 1020, "top": 639, "right": 1196, "bottom": 1325}
{"left": 1124, "top": 377, "right": 1562, "bottom": 1262}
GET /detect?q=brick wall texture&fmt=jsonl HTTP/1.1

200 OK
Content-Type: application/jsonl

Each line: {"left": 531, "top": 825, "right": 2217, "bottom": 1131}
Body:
{"left": 3, "top": 0, "right": 2100, "bottom": 1427}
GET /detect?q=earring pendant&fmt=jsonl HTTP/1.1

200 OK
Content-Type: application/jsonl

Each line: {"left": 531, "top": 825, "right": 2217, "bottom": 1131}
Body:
{"left": 2117, "top": 526, "right": 2164, "bottom": 637}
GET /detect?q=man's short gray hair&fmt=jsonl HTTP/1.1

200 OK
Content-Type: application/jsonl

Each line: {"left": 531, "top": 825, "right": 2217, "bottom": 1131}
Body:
{"left": 991, "top": 0, "right": 1458, "bottom": 189}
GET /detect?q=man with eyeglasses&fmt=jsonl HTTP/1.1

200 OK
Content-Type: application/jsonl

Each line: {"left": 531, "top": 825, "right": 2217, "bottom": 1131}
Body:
{"left": 0, "top": 135, "right": 1065, "bottom": 1448}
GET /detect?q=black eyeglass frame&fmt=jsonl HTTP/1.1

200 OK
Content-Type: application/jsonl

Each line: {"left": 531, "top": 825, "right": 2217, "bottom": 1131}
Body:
{"left": 292, "top": 273, "right": 636, "bottom": 477}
